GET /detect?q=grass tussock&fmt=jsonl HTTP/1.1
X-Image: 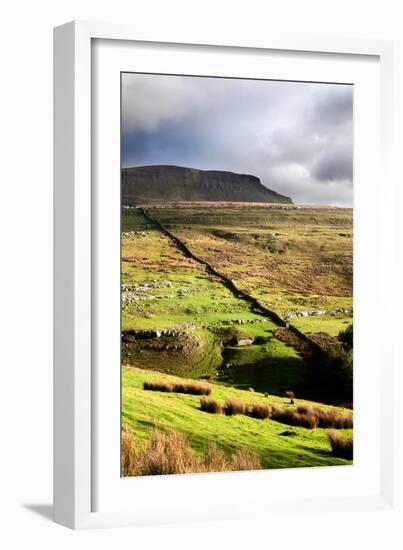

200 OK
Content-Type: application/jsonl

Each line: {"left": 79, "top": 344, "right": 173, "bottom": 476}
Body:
{"left": 144, "top": 379, "right": 211, "bottom": 396}
{"left": 270, "top": 405, "right": 294, "bottom": 424}
{"left": 316, "top": 408, "right": 353, "bottom": 429}
{"left": 270, "top": 405, "right": 315, "bottom": 429}
{"left": 121, "top": 429, "right": 262, "bottom": 476}
{"left": 121, "top": 428, "right": 137, "bottom": 477}
{"left": 249, "top": 402, "right": 271, "bottom": 419}
{"left": 143, "top": 380, "right": 173, "bottom": 392}
{"left": 121, "top": 429, "right": 196, "bottom": 476}
{"left": 197, "top": 394, "right": 352, "bottom": 430}
{"left": 327, "top": 430, "right": 353, "bottom": 459}
{"left": 224, "top": 398, "right": 246, "bottom": 416}
{"left": 202, "top": 442, "right": 228, "bottom": 471}
{"left": 231, "top": 448, "right": 262, "bottom": 471}
{"left": 200, "top": 397, "right": 224, "bottom": 415}
{"left": 297, "top": 405, "right": 353, "bottom": 429}
{"left": 269, "top": 404, "right": 352, "bottom": 430}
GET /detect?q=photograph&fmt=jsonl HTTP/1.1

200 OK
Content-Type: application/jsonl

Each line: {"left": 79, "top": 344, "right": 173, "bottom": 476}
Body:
{"left": 120, "top": 72, "right": 354, "bottom": 477}
{"left": 1, "top": 0, "right": 396, "bottom": 541}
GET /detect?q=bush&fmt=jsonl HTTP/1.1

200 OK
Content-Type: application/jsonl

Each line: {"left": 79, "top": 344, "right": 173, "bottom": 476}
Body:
{"left": 307, "top": 347, "right": 353, "bottom": 404}
{"left": 224, "top": 398, "right": 246, "bottom": 416}
{"left": 338, "top": 324, "right": 353, "bottom": 351}
{"left": 249, "top": 402, "right": 270, "bottom": 419}
{"left": 327, "top": 430, "right": 353, "bottom": 459}
{"left": 121, "top": 429, "right": 262, "bottom": 476}
{"left": 200, "top": 397, "right": 224, "bottom": 415}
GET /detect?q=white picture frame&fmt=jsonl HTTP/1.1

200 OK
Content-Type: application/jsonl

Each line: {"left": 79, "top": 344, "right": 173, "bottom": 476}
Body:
{"left": 54, "top": 20, "right": 396, "bottom": 530}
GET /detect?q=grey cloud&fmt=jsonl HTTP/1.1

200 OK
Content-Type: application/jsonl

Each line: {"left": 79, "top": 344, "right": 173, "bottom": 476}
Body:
{"left": 122, "top": 73, "right": 353, "bottom": 206}
{"left": 312, "top": 86, "right": 353, "bottom": 128}
{"left": 312, "top": 144, "right": 353, "bottom": 182}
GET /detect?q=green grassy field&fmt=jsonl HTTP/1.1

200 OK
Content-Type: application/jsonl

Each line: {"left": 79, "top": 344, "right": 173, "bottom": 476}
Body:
{"left": 291, "top": 314, "right": 352, "bottom": 336}
{"left": 121, "top": 205, "right": 353, "bottom": 474}
{"left": 146, "top": 204, "right": 353, "bottom": 326}
{"left": 121, "top": 208, "right": 308, "bottom": 391}
{"left": 122, "top": 366, "right": 353, "bottom": 470}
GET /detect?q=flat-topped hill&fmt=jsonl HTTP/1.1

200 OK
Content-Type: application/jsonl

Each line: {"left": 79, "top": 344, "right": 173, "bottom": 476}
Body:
{"left": 121, "top": 165, "right": 292, "bottom": 204}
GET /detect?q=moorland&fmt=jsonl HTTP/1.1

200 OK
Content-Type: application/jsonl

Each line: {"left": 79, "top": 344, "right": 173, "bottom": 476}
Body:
{"left": 121, "top": 201, "right": 353, "bottom": 475}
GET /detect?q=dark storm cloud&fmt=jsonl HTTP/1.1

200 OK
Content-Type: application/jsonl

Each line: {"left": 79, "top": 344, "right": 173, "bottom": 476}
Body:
{"left": 122, "top": 74, "right": 353, "bottom": 206}
{"left": 313, "top": 85, "right": 353, "bottom": 128}
{"left": 313, "top": 145, "right": 353, "bottom": 182}
{"left": 122, "top": 124, "right": 205, "bottom": 166}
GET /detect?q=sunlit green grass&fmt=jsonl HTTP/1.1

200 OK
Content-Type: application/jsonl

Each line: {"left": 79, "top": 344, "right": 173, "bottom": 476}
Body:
{"left": 291, "top": 314, "right": 353, "bottom": 336}
{"left": 120, "top": 207, "right": 353, "bottom": 395}
{"left": 121, "top": 207, "right": 353, "bottom": 470}
{"left": 148, "top": 205, "right": 353, "bottom": 326}
{"left": 122, "top": 367, "right": 353, "bottom": 470}
{"left": 121, "top": 223, "right": 306, "bottom": 389}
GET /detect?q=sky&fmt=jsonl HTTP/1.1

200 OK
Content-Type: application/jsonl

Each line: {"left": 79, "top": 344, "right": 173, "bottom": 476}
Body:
{"left": 121, "top": 73, "right": 353, "bottom": 206}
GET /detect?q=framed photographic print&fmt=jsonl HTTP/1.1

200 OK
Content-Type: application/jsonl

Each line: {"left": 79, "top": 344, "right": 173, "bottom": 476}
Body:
{"left": 119, "top": 74, "right": 355, "bottom": 476}
{"left": 54, "top": 21, "right": 396, "bottom": 530}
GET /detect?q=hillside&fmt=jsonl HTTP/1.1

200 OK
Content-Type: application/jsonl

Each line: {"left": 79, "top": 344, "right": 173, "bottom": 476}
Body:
{"left": 121, "top": 165, "right": 292, "bottom": 204}
{"left": 121, "top": 205, "right": 353, "bottom": 474}
{"left": 122, "top": 366, "right": 353, "bottom": 470}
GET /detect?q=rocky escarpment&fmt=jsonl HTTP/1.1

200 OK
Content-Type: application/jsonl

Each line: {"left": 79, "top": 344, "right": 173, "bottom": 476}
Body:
{"left": 122, "top": 165, "right": 292, "bottom": 204}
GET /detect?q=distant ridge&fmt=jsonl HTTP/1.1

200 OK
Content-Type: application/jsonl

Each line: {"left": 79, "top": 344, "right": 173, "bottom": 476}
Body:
{"left": 122, "top": 165, "right": 292, "bottom": 204}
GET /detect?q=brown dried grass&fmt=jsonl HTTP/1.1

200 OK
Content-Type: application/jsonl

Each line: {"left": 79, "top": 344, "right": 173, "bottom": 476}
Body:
{"left": 121, "top": 429, "right": 197, "bottom": 476}
{"left": 314, "top": 407, "right": 353, "bottom": 429}
{"left": 231, "top": 449, "right": 262, "bottom": 471}
{"left": 143, "top": 380, "right": 173, "bottom": 392}
{"left": 224, "top": 398, "right": 246, "bottom": 416}
{"left": 270, "top": 405, "right": 296, "bottom": 425}
{"left": 200, "top": 397, "right": 224, "bottom": 414}
{"left": 121, "top": 429, "right": 137, "bottom": 477}
{"left": 121, "top": 429, "right": 262, "bottom": 476}
{"left": 143, "top": 379, "right": 211, "bottom": 396}
{"left": 201, "top": 443, "right": 228, "bottom": 472}
{"left": 270, "top": 404, "right": 353, "bottom": 430}
{"left": 249, "top": 402, "right": 271, "bottom": 419}
{"left": 327, "top": 430, "right": 353, "bottom": 459}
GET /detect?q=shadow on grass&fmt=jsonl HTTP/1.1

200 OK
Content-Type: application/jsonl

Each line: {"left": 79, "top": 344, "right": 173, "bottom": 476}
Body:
{"left": 215, "top": 355, "right": 307, "bottom": 396}
{"left": 296, "top": 443, "right": 352, "bottom": 466}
